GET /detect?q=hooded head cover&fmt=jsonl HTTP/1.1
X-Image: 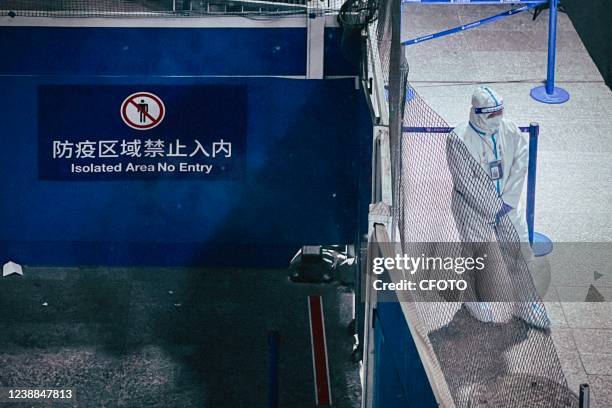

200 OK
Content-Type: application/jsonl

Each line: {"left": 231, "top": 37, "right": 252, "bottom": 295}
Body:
{"left": 469, "top": 87, "right": 504, "bottom": 134}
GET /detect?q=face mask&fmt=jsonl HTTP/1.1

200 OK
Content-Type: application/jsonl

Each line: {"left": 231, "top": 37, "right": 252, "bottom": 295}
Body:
{"left": 482, "top": 114, "right": 503, "bottom": 133}
{"left": 479, "top": 115, "right": 503, "bottom": 133}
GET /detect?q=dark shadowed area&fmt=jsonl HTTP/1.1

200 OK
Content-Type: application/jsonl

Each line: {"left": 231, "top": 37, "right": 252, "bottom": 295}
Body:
{"left": 0, "top": 267, "right": 361, "bottom": 407}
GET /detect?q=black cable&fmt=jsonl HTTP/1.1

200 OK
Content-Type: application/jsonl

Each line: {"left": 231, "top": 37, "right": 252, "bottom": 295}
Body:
{"left": 337, "top": 0, "right": 378, "bottom": 28}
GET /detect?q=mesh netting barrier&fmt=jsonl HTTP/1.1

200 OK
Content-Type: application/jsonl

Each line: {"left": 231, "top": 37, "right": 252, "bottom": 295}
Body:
{"left": 392, "top": 88, "right": 577, "bottom": 407}
{"left": 361, "top": 0, "right": 579, "bottom": 406}
{"left": 0, "top": 0, "right": 343, "bottom": 17}
{"left": 361, "top": 0, "right": 407, "bottom": 233}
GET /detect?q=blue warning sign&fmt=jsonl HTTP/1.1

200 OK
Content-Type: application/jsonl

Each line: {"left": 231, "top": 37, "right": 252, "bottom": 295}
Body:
{"left": 38, "top": 85, "right": 247, "bottom": 180}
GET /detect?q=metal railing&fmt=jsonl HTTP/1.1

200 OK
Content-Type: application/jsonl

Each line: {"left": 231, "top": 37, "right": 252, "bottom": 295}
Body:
{"left": 0, "top": 0, "right": 345, "bottom": 17}
{"left": 401, "top": 123, "right": 553, "bottom": 256}
{"left": 401, "top": 0, "right": 570, "bottom": 103}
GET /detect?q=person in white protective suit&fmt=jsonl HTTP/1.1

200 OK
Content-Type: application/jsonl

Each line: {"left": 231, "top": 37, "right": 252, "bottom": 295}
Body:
{"left": 451, "top": 86, "right": 550, "bottom": 330}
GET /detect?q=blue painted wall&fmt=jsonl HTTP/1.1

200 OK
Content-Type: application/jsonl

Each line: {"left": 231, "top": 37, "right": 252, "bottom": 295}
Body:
{"left": 0, "top": 25, "right": 371, "bottom": 267}
{"left": 0, "top": 26, "right": 356, "bottom": 77}
{"left": 374, "top": 301, "right": 437, "bottom": 407}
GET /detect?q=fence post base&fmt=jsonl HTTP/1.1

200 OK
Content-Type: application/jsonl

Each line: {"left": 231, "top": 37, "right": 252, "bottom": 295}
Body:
{"left": 530, "top": 85, "right": 570, "bottom": 104}
{"left": 531, "top": 231, "right": 553, "bottom": 257}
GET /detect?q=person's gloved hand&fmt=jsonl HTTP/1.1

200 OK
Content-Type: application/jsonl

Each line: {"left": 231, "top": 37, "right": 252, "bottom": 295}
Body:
{"left": 500, "top": 202, "right": 513, "bottom": 216}
{"left": 495, "top": 202, "right": 513, "bottom": 224}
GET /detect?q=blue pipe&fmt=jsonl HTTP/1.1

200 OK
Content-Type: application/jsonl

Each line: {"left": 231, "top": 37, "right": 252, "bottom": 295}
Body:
{"left": 530, "top": 0, "right": 570, "bottom": 103}
{"left": 545, "top": 0, "right": 558, "bottom": 95}
{"left": 526, "top": 123, "right": 539, "bottom": 245}
{"left": 402, "top": 3, "right": 544, "bottom": 46}
{"left": 268, "top": 330, "right": 280, "bottom": 408}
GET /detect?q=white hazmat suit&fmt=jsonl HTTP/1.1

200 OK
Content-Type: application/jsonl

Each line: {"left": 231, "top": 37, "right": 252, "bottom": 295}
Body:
{"left": 453, "top": 87, "right": 529, "bottom": 242}
{"left": 451, "top": 87, "right": 549, "bottom": 329}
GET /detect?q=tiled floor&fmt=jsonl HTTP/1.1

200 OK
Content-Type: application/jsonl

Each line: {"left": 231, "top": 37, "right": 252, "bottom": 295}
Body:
{"left": 402, "top": 3, "right": 611, "bottom": 406}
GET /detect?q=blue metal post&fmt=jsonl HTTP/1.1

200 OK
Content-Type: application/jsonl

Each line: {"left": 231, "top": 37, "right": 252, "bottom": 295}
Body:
{"left": 527, "top": 123, "right": 553, "bottom": 256}
{"left": 530, "top": 0, "right": 570, "bottom": 104}
{"left": 268, "top": 330, "right": 280, "bottom": 408}
{"left": 545, "top": 0, "right": 557, "bottom": 96}
{"left": 527, "top": 124, "right": 539, "bottom": 244}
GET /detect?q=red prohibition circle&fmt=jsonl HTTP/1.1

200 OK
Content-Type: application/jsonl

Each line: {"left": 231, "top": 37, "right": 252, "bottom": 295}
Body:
{"left": 120, "top": 92, "right": 165, "bottom": 130}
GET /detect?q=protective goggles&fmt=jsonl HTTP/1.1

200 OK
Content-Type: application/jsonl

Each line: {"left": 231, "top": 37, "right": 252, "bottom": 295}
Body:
{"left": 474, "top": 104, "right": 504, "bottom": 114}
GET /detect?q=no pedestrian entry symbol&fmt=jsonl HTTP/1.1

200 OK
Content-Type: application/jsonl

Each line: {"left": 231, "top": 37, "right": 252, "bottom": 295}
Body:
{"left": 120, "top": 92, "right": 165, "bottom": 130}
{"left": 39, "top": 85, "right": 247, "bottom": 181}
